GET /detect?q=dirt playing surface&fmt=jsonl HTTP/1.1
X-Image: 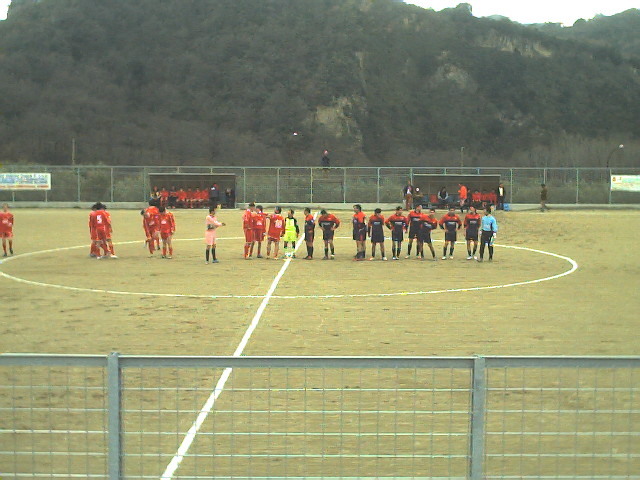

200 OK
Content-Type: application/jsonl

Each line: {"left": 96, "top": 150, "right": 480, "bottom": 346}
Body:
{"left": 1, "top": 207, "right": 638, "bottom": 356}
{"left": 1, "top": 207, "right": 638, "bottom": 478}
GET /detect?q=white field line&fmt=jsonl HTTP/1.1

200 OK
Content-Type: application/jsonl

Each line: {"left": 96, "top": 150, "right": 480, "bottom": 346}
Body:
{"left": 0, "top": 239, "right": 579, "bottom": 300}
{"left": 160, "top": 217, "right": 314, "bottom": 480}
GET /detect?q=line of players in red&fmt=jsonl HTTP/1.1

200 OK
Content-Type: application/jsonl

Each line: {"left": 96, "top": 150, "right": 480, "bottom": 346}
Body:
{"left": 240, "top": 203, "right": 487, "bottom": 261}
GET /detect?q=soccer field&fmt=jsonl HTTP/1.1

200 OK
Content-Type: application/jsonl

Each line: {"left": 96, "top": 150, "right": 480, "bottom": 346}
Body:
{"left": 0, "top": 207, "right": 638, "bottom": 356}
{"left": 1, "top": 207, "right": 639, "bottom": 479}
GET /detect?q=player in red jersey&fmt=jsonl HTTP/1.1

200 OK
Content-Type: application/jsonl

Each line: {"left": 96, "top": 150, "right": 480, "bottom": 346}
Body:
{"left": 101, "top": 205, "right": 117, "bottom": 258}
{"left": 464, "top": 205, "right": 482, "bottom": 260}
{"left": 303, "top": 207, "right": 315, "bottom": 260}
{"left": 317, "top": 209, "right": 340, "bottom": 259}
{"left": 242, "top": 202, "right": 256, "bottom": 259}
{"left": 88, "top": 203, "right": 101, "bottom": 257}
{"left": 266, "top": 206, "right": 285, "bottom": 259}
{"left": 368, "top": 208, "right": 387, "bottom": 260}
{"left": 89, "top": 203, "right": 116, "bottom": 259}
{"left": 158, "top": 206, "right": 176, "bottom": 258}
{"left": 352, "top": 204, "right": 367, "bottom": 260}
{"left": 385, "top": 206, "right": 407, "bottom": 260}
{"left": 439, "top": 207, "right": 462, "bottom": 260}
{"left": 0, "top": 203, "right": 15, "bottom": 257}
{"left": 143, "top": 201, "right": 161, "bottom": 255}
{"left": 253, "top": 205, "right": 267, "bottom": 258}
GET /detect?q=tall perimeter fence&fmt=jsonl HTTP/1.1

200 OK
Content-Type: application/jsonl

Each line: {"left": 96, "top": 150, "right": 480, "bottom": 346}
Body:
{"left": 1, "top": 165, "right": 640, "bottom": 205}
{"left": 1, "top": 354, "right": 639, "bottom": 479}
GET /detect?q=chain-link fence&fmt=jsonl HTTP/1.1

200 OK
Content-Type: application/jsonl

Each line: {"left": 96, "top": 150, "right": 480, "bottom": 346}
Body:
{"left": 1, "top": 354, "right": 639, "bottom": 479}
{"left": 1, "top": 165, "right": 639, "bottom": 205}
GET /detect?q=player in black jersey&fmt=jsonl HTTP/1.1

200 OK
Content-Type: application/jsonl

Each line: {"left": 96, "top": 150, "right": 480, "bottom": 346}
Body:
{"left": 367, "top": 208, "right": 387, "bottom": 261}
{"left": 385, "top": 206, "right": 407, "bottom": 260}
{"left": 303, "top": 207, "right": 315, "bottom": 260}
{"left": 405, "top": 205, "right": 423, "bottom": 258}
{"left": 317, "top": 209, "right": 340, "bottom": 259}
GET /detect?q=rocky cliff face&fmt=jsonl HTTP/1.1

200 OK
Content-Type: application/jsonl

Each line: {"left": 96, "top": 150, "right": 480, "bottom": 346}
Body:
{"left": 477, "top": 29, "right": 553, "bottom": 57}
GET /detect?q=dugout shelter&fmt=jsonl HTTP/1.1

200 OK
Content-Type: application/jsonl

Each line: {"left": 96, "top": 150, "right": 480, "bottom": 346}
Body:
{"left": 412, "top": 174, "right": 501, "bottom": 208}
{"left": 148, "top": 173, "right": 235, "bottom": 199}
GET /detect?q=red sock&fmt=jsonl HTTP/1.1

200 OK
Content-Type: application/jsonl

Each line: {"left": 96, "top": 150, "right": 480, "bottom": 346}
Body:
{"left": 109, "top": 244, "right": 114, "bottom": 255}
{"left": 244, "top": 244, "right": 249, "bottom": 257}
{"left": 148, "top": 240, "right": 154, "bottom": 254}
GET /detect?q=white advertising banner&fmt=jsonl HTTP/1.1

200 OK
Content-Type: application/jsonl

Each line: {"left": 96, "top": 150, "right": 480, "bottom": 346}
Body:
{"left": 611, "top": 175, "right": 640, "bottom": 193}
{"left": 0, "top": 173, "right": 51, "bottom": 190}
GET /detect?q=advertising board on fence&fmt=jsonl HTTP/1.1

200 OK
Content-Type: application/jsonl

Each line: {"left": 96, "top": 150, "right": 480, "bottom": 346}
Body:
{"left": 611, "top": 175, "right": 640, "bottom": 192}
{"left": 0, "top": 173, "right": 51, "bottom": 190}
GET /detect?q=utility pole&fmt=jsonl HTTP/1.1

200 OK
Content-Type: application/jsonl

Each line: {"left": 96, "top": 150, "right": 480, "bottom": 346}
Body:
{"left": 71, "top": 138, "right": 77, "bottom": 165}
{"left": 460, "top": 147, "right": 464, "bottom": 168}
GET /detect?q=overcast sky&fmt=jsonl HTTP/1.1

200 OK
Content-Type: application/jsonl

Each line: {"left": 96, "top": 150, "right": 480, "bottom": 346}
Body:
{"left": 0, "top": 0, "right": 637, "bottom": 23}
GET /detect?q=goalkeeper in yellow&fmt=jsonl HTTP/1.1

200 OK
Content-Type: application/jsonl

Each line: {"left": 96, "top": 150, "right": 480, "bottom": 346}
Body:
{"left": 282, "top": 209, "right": 300, "bottom": 258}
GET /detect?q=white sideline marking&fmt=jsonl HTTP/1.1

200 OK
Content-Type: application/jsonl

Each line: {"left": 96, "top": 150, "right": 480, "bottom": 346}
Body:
{"left": 160, "top": 216, "right": 315, "bottom": 479}
{"left": 0, "top": 240, "right": 579, "bottom": 299}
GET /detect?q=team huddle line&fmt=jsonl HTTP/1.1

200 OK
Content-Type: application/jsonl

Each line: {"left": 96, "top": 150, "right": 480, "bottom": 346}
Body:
{"left": 84, "top": 201, "right": 500, "bottom": 263}
{"left": 240, "top": 203, "right": 499, "bottom": 262}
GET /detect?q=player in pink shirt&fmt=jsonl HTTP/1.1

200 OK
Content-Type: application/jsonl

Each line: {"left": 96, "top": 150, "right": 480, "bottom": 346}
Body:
{"left": 205, "top": 206, "right": 225, "bottom": 263}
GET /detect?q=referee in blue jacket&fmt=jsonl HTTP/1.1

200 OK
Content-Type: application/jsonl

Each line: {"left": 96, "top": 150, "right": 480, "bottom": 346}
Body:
{"left": 478, "top": 207, "right": 498, "bottom": 262}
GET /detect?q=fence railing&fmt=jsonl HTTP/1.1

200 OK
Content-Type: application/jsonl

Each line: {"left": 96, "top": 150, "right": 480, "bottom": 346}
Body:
{"left": 1, "top": 354, "right": 639, "bottom": 479}
{"left": 1, "top": 165, "right": 640, "bottom": 205}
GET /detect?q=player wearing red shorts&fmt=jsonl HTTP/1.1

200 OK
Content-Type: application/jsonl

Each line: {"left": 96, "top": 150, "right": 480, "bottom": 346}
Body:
{"left": 158, "top": 206, "right": 176, "bottom": 259}
{"left": 88, "top": 203, "right": 101, "bottom": 257}
{"left": 242, "top": 202, "right": 256, "bottom": 259}
{"left": 253, "top": 205, "right": 267, "bottom": 258}
{"left": 266, "top": 206, "right": 285, "bottom": 259}
{"left": 89, "top": 203, "right": 116, "bottom": 259}
{"left": 0, "top": 203, "right": 15, "bottom": 257}
{"left": 143, "top": 201, "right": 161, "bottom": 255}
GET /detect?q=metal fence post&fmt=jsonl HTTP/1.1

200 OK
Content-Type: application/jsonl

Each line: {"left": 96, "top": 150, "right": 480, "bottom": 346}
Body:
{"left": 110, "top": 167, "right": 115, "bottom": 203}
{"left": 343, "top": 168, "right": 347, "bottom": 203}
{"left": 310, "top": 168, "right": 314, "bottom": 203}
{"left": 276, "top": 168, "right": 280, "bottom": 204}
{"left": 469, "top": 356, "right": 486, "bottom": 480}
{"left": 608, "top": 169, "right": 612, "bottom": 205}
{"left": 243, "top": 168, "right": 247, "bottom": 204}
{"left": 77, "top": 167, "right": 81, "bottom": 202}
{"left": 376, "top": 168, "right": 380, "bottom": 203}
{"left": 509, "top": 168, "right": 514, "bottom": 204}
{"left": 107, "top": 352, "right": 123, "bottom": 480}
{"left": 576, "top": 169, "right": 579, "bottom": 204}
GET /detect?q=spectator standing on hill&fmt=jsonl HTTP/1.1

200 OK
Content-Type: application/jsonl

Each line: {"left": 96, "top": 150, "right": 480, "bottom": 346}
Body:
{"left": 496, "top": 183, "right": 506, "bottom": 210}
{"left": 403, "top": 181, "right": 413, "bottom": 210}
{"left": 321, "top": 150, "right": 330, "bottom": 169}
{"left": 540, "top": 184, "right": 549, "bottom": 212}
